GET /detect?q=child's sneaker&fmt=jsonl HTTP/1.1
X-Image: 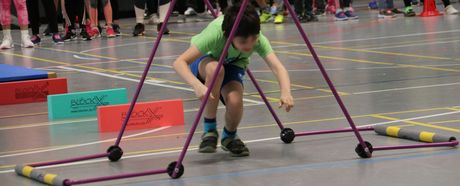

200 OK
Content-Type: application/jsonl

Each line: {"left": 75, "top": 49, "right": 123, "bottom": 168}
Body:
{"left": 30, "top": 35, "right": 41, "bottom": 45}
{"left": 63, "top": 29, "right": 77, "bottom": 41}
{"left": 344, "top": 10, "right": 359, "bottom": 19}
{"left": 106, "top": 26, "right": 116, "bottom": 38}
{"left": 274, "top": 14, "right": 284, "bottom": 24}
{"left": 445, "top": 5, "right": 459, "bottom": 15}
{"left": 199, "top": 130, "right": 219, "bottom": 153}
{"left": 0, "top": 38, "right": 13, "bottom": 49}
{"left": 80, "top": 27, "right": 92, "bottom": 41}
{"left": 21, "top": 34, "right": 34, "bottom": 48}
{"left": 133, "top": 23, "right": 145, "bottom": 36}
{"left": 378, "top": 9, "right": 397, "bottom": 18}
{"left": 157, "top": 23, "right": 170, "bottom": 35}
{"left": 184, "top": 7, "right": 197, "bottom": 16}
{"left": 221, "top": 136, "right": 249, "bottom": 157}
{"left": 112, "top": 23, "right": 121, "bottom": 36}
{"left": 404, "top": 7, "right": 416, "bottom": 17}
{"left": 260, "top": 11, "right": 272, "bottom": 23}
{"left": 52, "top": 33, "right": 64, "bottom": 44}
{"left": 335, "top": 11, "right": 349, "bottom": 21}
{"left": 89, "top": 27, "right": 100, "bottom": 39}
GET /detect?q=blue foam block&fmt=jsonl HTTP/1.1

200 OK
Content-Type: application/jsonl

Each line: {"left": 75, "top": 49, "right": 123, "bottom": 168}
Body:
{"left": 0, "top": 64, "right": 49, "bottom": 83}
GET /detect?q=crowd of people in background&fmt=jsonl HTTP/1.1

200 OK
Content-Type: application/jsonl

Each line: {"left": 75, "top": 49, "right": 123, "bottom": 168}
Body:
{"left": 1, "top": 0, "right": 459, "bottom": 49}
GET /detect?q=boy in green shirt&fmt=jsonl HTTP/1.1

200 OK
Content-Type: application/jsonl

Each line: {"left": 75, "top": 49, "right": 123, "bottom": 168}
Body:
{"left": 173, "top": 4, "right": 294, "bottom": 157}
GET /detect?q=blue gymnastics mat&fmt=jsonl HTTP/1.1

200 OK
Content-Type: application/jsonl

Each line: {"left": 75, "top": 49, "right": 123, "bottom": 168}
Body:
{"left": 0, "top": 64, "right": 55, "bottom": 83}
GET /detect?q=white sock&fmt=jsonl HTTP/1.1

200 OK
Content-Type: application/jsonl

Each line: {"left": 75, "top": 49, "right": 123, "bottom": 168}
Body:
{"left": 134, "top": 7, "right": 145, "bottom": 24}
{"left": 159, "top": 3, "right": 170, "bottom": 23}
{"left": 336, "top": 8, "right": 344, "bottom": 14}
{"left": 21, "top": 29, "right": 30, "bottom": 37}
{"left": 2, "top": 29, "right": 12, "bottom": 40}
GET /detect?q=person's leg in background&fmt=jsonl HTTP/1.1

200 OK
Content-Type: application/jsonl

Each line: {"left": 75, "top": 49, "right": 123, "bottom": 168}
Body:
{"left": 257, "top": 0, "right": 272, "bottom": 23}
{"left": 26, "top": 0, "right": 41, "bottom": 44}
{"left": 402, "top": 0, "right": 415, "bottom": 17}
{"left": 1, "top": 0, "right": 34, "bottom": 49}
{"left": 340, "top": 0, "right": 358, "bottom": 19}
{"left": 377, "top": 0, "right": 396, "bottom": 18}
{"left": 305, "top": 0, "right": 319, "bottom": 21}
{"left": 273, "top": 0, "right": 285, "bottom": 24}
{"left": 157, "top": 0, "right": 171, "bottom": 34}
{"left": 133, "top": 0, "right": 147, "bottom": 36}
{"left": 315, "top": 0, "right": 326, "bottom": 15}
{"left": 442, "top": 0, "right": 459, "bottom": 15}
{"left": 175, "top": 0, "right": 187, "bottom": 22}
{"left": 110, "top": 0, "right": 121, "bottom": 35}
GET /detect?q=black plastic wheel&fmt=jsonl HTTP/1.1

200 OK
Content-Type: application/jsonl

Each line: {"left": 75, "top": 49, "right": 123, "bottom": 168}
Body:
{"left": 167, "top": 161, "right": 184, "bottom": 179}
{"left": 280, "top": 128, "right": 295, "bottom": 144}
{"left": 107, "top": 145, "right": 123, "bottom": 162}
{"left": 355, "top": 141, "right": 373, "bottom": 158}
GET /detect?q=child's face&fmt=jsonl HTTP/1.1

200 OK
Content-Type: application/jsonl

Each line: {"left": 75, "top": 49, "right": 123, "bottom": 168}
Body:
{"left": 232, "top": 35, "right": 259, "bottom": 53}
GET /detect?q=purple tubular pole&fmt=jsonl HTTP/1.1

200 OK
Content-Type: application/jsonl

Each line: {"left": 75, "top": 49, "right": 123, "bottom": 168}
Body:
{"left": 64, "top": 169, "right": 168, "bottom": 185}
{"left": 246, "top": 69, "right": 284, "bottom": 130}
{"left": 282, "top": 0, "right": 370, "bottom": 154}
{"left": 373, "top": 140, "right": 459, "bottom": 151}
{"left": 114, "top": 0, "right": 178, "bottom": 147}
{"left": 295, "top": 126, "right": 374, "bottom": 137}
{"left": 172, "top": 0, "right": 250, "bottom": 177}
{"left": 30, "top": 153, "right": 109, "bottom": 168}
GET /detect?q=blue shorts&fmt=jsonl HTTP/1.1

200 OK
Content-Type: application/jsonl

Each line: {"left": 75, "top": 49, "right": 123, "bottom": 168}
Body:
{"left": 190, "top": 55, "right": 246, "bottom": 88}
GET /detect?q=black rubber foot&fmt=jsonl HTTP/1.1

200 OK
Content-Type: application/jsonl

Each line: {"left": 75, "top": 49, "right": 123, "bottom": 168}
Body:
{"left": 280, "top": 128, "right": 295, "bottom": 144}
{"left": 167, "top": 161, "right": 184, "bottom": 179}
{"left": 355, "top": 141, "right": 373, "bottom": 158}
{"left": 107, "top": 145, "right": 123, "bottom": 162}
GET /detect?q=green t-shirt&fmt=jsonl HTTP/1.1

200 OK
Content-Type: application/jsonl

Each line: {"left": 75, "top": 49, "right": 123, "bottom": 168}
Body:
{"left": 191, "top": 16, "right": 274, "bottom": 69}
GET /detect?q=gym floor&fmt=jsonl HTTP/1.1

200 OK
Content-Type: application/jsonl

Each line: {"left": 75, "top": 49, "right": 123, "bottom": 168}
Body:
{"left": 1, "top": 2, "right": 460, "bottom": 186}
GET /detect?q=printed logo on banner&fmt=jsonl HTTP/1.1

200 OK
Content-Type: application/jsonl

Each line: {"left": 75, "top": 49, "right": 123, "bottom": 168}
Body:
{"left": 15, "top": 82, "right": 49, "bottom": 100}
{"left": 70, "top": 95, "right": 109, "bottom": 113}
{"left": 121, "top": 107, "right": 164, "bottom": 126}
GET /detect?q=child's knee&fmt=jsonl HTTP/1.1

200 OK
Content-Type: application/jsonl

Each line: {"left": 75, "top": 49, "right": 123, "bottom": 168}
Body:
{"left": 225, "top": 97, "right": 243, "bottom": 111}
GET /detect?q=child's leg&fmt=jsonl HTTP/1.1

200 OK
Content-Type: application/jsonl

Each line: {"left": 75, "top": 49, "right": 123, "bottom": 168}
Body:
{"left": 12, "top": 0, "right": 29, "bottom": 28}
{"left": 26, "top": 0, "right": 39, "bottom": 35}
{"left": 1, "top": 0, "right": 12, "bottom": 27}
{"left": 89, "top": 0, "right": 99, "bottom": 27}
{"left": 42, "top": 0, "right": 60, "bottom": 34}
{"left": 1, "top": 0, "right": 13, "bottom": 49}
{"left": 197, "top": 58, "right": 225, "bottom": 120}
{"left": 221, "top": 81, "right": 244, "bottom": 133}
{"left": 12, "top": 0, "right": 33, "bottom": 48}
{"left": 110, "top": 0, "right": 119, "bottom": 23}
{"left": 101, "top": 0, "right": 113, "bottom": 25}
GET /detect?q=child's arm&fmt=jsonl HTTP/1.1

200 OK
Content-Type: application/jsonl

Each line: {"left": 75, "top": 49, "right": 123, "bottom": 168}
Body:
{"left": 173, "top": 45, "right": 215, "bottom": 100}
{"left": 263, "top": 53, "right": 294, "bottom": 112}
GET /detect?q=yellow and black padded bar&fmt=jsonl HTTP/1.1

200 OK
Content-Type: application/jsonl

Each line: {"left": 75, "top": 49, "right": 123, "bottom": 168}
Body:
{"left": 15, "top": 165, "right": 68, "bottom": 186}
{"left": 374, "top": 125, "right": 456, "bottom": 143}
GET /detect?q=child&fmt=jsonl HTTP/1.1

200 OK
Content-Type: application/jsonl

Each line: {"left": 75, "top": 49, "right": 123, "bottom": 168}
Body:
{"left": 173, "top": 5, "right": 294, "bottom": 157}
{"left": 1, "top": 0, "right": 34, "bottom": 49}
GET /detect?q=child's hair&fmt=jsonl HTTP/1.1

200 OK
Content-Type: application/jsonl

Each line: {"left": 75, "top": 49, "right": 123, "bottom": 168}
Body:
{"left": 222, "top": 4, "right": 260, "bottom": 38}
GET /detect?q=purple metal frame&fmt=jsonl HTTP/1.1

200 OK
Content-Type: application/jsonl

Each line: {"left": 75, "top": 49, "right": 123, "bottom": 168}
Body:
{"left": 15, "top": 0, "right": 458, "bottom": 185}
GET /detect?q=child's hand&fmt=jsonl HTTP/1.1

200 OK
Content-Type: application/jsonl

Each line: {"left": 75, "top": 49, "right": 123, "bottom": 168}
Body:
{"left": 194, "top": 84, "right": 215, "bottom": 100}
{"left": 279, "top": 93, "right": 294, "bottom": 112}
